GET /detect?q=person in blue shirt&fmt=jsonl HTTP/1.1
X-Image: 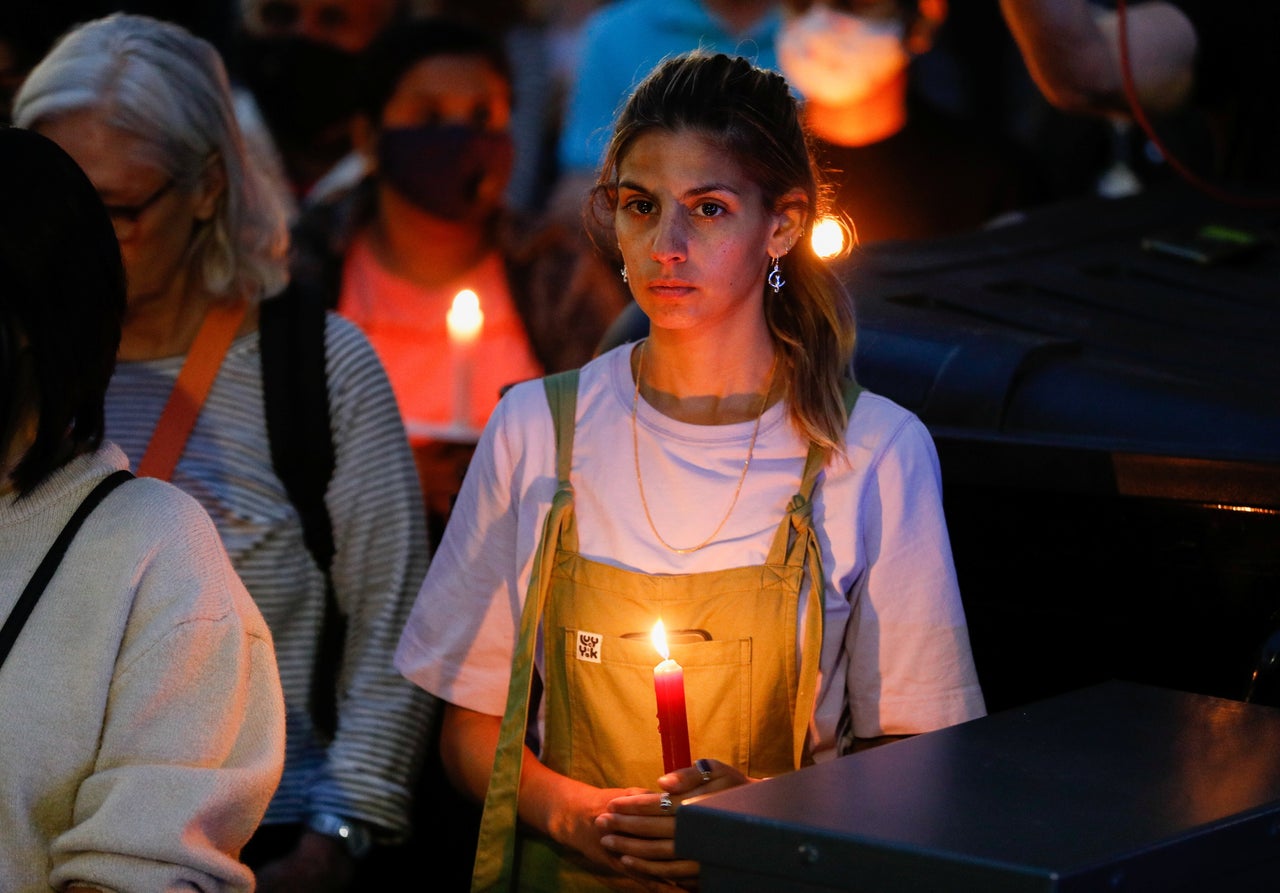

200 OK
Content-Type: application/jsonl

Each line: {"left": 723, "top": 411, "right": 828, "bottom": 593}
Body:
{"left": 549, "top": 0, "right": 785, "bottom": 224}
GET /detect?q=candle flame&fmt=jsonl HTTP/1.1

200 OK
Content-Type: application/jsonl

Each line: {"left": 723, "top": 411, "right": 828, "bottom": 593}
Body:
{"left": 651, "top": 619, "right": 670, "bottom": 661}
{"left": 447, "top": 289, "right": 484, "bottom": 343}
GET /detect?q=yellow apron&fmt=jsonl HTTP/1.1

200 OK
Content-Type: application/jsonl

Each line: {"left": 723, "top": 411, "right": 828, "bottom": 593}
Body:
{"left": 472, "top": 370, "right": 858, "bottom": 892}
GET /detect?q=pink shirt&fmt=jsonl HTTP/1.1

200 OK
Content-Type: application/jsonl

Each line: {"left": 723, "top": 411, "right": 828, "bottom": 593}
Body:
{"left": 338, "top": 236, "right": 543, "bottom": 441}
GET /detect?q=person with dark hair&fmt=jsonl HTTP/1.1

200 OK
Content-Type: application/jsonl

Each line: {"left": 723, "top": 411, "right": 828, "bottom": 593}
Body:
{"left": 231, "top": 0, "right": 407, "bottom": 207}
{"left": 289, "top": 14, "right": 629, "bottom": 546}
{"left": 0, "top": 125, "right": 285, "bottom": 892}
{"left": 396, "top": 50, "right": 985, "bottom": 890}
{"left": 12, "top": 14, "right": 434, "bottom": 892}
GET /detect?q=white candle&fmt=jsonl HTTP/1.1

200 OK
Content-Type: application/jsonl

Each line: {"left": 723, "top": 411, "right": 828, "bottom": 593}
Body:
{"left": 446, "top": 289, "right": 483, "bottom": 429}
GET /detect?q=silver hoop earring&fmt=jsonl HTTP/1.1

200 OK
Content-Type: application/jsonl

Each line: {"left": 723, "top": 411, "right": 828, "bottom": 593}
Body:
{"left": 620, "top": 265, "right": 628, "bottom": 283}
{"left": 768, "top": 256, "right": 785, "bottom": 294}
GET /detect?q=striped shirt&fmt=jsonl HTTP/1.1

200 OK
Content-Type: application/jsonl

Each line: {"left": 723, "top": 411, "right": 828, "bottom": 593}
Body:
{"left": 106, "top": 310, "right": 434, "bottom": 840}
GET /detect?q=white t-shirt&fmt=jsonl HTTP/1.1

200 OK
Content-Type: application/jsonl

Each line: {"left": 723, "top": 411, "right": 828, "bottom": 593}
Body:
{"left": 396, "top": 344, "right": 985, "bottom": 757}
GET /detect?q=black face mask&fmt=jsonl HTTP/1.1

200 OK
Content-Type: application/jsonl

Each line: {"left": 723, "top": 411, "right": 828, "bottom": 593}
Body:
{"left": 235, "top": 35, "right": 361, "bottom": 155}
{"left": 377, "top": 123, "right": 514, "bottom": 221}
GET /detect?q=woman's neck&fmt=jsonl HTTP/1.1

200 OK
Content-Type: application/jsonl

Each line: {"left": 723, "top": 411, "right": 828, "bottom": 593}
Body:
{"left": 119, "top": 286, "right": 212, "bottom": 361}
{"left": 371, "top": 187, "right": 494, "bottom": 288}
{"left": 635, "top": 328, "right": 781, "bottom": 426}
{"left": 118, "top": 281, "right": 253, "bottom": 361}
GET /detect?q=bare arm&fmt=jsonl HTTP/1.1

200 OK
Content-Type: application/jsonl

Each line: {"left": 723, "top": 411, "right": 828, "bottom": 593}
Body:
{"left": 1000, "top": 0, "right": 1198, "bottom": 116}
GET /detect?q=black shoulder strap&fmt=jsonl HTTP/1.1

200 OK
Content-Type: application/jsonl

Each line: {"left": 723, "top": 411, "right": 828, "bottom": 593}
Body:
{"left": 259, "top": 281, "right": 337, "bottom": 576}
{"left": 0, "top": 469, "right": 133, "bottom": 672}
{"left": 259, "top": 281, "right": 344, "bottom": 739}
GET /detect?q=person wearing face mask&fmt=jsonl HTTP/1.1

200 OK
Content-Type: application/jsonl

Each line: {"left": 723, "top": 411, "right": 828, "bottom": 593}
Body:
{"left": 779, "top": 0, "right": 1049, "bottom": 243}
{"left": 289, "top": 15, "right": 630, "bottom": 547}
{"left": 597, "top": 0, "right": 1050, "bottom": 355}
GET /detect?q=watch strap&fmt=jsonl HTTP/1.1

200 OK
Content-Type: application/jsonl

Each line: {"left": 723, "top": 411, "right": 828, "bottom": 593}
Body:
{"left": 306, "top": 811, "right": 373, "bottom": 858}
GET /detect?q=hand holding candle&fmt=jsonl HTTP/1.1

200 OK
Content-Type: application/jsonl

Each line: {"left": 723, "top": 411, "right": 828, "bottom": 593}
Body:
{"left": 652, "top": 619, "right": 692, "bottom": 774}
{"left": 446, "top": 289, "right": 483, "bottom": 430}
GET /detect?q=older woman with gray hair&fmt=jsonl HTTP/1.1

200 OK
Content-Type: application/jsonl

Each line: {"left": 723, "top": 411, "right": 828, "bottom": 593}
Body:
{"left": 14, "top": 13, "right": 434, "bottom": 891}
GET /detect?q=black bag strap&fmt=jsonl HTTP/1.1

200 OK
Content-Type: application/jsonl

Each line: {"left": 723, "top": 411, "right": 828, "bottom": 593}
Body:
{"left": 258, "top": 281, "right": 345, "bottom": 740}
{"left": 0, "top": 469, "right": 133, "bottom": 671}
{"left": 259, "top": 281, "right": 337, "bottom": 575}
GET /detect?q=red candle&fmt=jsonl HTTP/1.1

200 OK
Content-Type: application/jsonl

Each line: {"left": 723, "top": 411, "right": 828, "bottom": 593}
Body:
{"left": 652, "top": 620, "right": 692, "bottom": 773}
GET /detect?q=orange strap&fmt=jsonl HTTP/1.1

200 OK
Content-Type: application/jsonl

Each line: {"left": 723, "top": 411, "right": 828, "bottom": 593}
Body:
{"left": 136, "top": 299, "right": 248, "bottom": 481}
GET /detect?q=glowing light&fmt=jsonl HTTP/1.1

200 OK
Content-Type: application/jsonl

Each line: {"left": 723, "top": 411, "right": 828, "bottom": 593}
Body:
{"left": 447, "top": 289, "right": 483, "bottom": 430}
{"left": 446, "top": 289, "right": 484, "bottom": 344}
{"left": 810, "top": 216, "right": 847, "bottom": 259}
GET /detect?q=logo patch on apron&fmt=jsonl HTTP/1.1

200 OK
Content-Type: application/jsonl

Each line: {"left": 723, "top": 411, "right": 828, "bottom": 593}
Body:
{"left": 576, "top": 630, "right": 602, "bottom": 663}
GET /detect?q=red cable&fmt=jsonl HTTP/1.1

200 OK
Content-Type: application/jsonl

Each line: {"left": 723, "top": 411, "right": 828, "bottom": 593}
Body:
{"left": 1115, "top": 0, "right": 1280, "bottom": 208}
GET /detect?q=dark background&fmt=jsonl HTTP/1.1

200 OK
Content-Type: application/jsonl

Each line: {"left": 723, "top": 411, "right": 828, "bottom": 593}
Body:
{"left": 844, "top": 182, "right": 1280, "bottom": 715}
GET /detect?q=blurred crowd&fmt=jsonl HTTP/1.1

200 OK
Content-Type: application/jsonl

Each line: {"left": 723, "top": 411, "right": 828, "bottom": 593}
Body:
{"left": 2, "top": 1, "right": 1195, "bottom": 237}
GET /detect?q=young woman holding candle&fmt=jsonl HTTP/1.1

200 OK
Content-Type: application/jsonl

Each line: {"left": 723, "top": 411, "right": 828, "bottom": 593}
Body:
{"left": 395, "top": 50, "right": 986, "bottom": 891}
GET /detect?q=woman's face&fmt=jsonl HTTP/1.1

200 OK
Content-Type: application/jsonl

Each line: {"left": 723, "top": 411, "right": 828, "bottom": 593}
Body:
{"left": 367, "top": 53, "right": 514, "bottom": 220}
{"left": 37, "top": 109, "right": 219, "bottom": 313}
{"left": 381, "top": 53, "right": 511, "bottom": 133}
{"left": 614, "top": 129, "right": 792, "bottom": 334}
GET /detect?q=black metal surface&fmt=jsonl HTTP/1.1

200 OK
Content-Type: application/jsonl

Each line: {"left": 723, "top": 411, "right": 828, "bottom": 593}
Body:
{"left": 844, "top": 182, "right": 1280, "bottom": 461}
{"left": 677, "top": 681, "right": 1280, "bottom": 892}
{"left": 840, "top": 185, "right": 1280, "bottom": 713}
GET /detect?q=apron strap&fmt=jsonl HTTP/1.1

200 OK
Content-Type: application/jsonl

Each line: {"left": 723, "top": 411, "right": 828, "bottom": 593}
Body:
{"left": 471, "top": 370, "right": 580, "bottom": 892}
{"left": 774, "top": 379, "right": 862, "bottom": 768}
{"left": 544, "top": 370, "right": 579, "bottom": 489}
{"left": 765, "top": 380, "right": 863, "bottom": 565}
{"left": 542, "top": 370, "right": 581, "bottom": 554}
{"left": 137, "top": 299, "right": 248, "bottom": 481}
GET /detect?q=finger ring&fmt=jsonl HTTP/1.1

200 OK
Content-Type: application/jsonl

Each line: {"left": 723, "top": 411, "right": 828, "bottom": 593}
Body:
{"left": 659, "top": 793, "right": 673, "bottom": 813}
{"left": 696, "top": 758, "right": 713, "bottom": 784}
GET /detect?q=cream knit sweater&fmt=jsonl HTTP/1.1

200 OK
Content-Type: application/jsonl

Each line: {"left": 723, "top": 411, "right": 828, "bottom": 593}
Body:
{"left": 0, "top": 444, "right": 285, "bottom": 892}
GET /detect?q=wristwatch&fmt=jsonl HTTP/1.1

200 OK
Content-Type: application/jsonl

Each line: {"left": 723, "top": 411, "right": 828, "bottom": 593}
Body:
{"left": 306, "top": 812, "right": 373, "bottom": 859}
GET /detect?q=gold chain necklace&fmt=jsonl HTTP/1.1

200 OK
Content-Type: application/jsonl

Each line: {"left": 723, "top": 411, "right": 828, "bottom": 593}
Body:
{"left": 631, "top": 341, "right": 777, "bottom": 554}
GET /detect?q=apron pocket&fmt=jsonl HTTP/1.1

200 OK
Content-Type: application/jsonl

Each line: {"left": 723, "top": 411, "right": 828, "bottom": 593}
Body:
{"left": 557, "top": 629, "right": 750, "bottom": 788}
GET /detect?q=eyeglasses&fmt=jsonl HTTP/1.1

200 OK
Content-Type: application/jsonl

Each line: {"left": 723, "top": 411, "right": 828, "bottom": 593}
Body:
{"left": 101, "top": 178, "right": 177, "bottom": 240}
